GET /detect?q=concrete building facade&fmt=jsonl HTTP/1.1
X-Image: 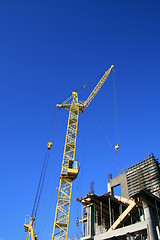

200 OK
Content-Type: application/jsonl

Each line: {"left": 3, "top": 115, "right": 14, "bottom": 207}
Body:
{"left": 77, "top": 155, "right": 160, "bottom": 240}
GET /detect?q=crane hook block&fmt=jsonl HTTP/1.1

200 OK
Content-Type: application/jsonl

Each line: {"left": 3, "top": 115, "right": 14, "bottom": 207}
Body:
{"left": 48, "top": 142, "right": 52, "bottom": 150}
{"left": 76, "top": 217, "right": 79, "bottom": 226}
{"left": 115, "top": 143, "right": 119, "bottom": 151}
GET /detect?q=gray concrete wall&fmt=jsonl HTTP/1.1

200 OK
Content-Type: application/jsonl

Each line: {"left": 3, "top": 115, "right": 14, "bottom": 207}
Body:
{"left": 107, "top": 172, "right": 129, "bottom": 199}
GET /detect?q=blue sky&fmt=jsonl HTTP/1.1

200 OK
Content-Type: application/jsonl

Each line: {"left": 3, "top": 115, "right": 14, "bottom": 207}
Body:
{"left": 0, "top": 1, "right": 160, "bottom": 239}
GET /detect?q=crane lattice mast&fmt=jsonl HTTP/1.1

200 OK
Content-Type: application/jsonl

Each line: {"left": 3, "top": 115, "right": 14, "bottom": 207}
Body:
{"left": 52, "top": 65, "right": 114, "bottom": 240}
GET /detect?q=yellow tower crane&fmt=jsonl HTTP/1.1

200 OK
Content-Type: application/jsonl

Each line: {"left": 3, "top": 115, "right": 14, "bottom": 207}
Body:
{"left": 52, "top": 65, "right": 114, "bottom": 240}
{"left": 24, "top": 216, "right": 37, "bottom": 240}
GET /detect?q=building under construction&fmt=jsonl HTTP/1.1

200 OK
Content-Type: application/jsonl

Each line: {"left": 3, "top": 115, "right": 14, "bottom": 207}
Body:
{"left": 77, "top": 155, "right": 160, "bottom": 240}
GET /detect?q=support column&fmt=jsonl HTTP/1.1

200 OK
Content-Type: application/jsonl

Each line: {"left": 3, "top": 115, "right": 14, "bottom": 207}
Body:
{"left": 142, "top": 201, "right": 158, "bottom": 240}
{"left": 129, "top": 236, "right": 134, "bottom": 240}
{"left": 84, "top": 205, "right": 94, "bottom": 239}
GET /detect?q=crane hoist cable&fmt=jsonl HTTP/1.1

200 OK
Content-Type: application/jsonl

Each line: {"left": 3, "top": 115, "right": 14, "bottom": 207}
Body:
{"left": 32, "top": 150, "right": 48, "bottom": 217}
{"left": 93, "top": 70, "right": 120, "bottom": 152}
{"left": 34, "top": 152, "right": 50, "bottom": 217}
{"left": 112, "top": 69, "right": 119, "bottom": 148}
{"left": 48, "top": 108, "right": 57, "bottom": 141}
{"left": 36, "top": 110, "right": 61, "bottom": 237}
{"left": 34, "top": 150, "right": 51, "bottom": 236}
{"left": 24, "top": 109, "right": 60, "bottom": 240}
{"left": 32, "top": 109, "right": 60, "bottom": 218}
{"left": 115, "top": 150, "right": 120, "bottom": 174}
{"left": 112, "top": 69, "right": 120, "bottom": 174}
{"left": 94, "top": 116, "right": 114, "bottom": 149}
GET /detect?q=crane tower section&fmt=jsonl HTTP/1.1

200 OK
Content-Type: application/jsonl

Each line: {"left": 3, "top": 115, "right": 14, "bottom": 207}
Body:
{"left": 52, "top": 92, "right": 80, "bottom": 240}
{"left": 52, "top": 65, "right": 114, "bottom": 240}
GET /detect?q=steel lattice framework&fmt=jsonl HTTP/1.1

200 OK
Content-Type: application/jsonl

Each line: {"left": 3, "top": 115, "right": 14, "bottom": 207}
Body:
{"left": 52, "top": 65, "right": 114, "bottom": 240}
{"left": 24, "top": 216, "right": 37, "bottom": 240}
{"left": 52, "top": 92, "right": 79, "bottom": 240}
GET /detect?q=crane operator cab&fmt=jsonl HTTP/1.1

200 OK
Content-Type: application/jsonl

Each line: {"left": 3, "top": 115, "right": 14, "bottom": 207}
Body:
{"left": 67, "top": 160, "right": 80, "bottom": 180}
{"left": 61, "top": 160, "right": 80, "bottom": 182}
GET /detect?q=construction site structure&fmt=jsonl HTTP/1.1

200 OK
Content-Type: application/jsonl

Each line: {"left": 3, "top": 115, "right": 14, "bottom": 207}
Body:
{"left": 77, "top": 155, "right": 160, "bottom": 240}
